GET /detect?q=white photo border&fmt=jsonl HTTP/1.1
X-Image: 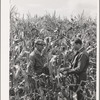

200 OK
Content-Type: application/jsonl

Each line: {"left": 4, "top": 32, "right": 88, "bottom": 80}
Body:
{"left": 1, "top": 0, "right": 99, "bottom": 100}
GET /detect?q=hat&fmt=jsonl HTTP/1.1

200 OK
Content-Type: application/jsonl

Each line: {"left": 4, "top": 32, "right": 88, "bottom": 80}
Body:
{"left": 35, "top": 39, "right": 45, "bottom": 45}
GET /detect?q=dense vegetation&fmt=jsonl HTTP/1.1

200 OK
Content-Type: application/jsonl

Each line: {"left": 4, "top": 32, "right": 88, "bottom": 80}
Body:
{"left": 9, "top": 6, "right": 97, "bottom": 100}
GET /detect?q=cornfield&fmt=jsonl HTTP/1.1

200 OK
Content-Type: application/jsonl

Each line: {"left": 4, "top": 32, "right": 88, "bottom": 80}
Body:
{"left": 9, "top": 6, "right": 97, "bottom": 100}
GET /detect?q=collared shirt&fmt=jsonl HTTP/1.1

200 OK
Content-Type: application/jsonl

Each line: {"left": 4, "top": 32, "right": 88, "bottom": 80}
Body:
{"left": 72, "top": 47, "right": 85, "bottom": 67}
{"left": 68, "top": 47, "right": 89, "bottom": 82}
{"left": 27, "top": 48, "right": 46, "bottom": 75}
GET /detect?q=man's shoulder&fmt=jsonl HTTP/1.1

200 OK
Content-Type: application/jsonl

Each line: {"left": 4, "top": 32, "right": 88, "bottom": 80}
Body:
{"left": 29, "top": 51, "right": 36, "bottom": 59}
{"left": 80, "top": 50, "right": 89, "bottom": 58}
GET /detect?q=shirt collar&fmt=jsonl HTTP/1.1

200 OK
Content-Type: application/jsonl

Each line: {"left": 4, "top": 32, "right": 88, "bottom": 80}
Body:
{"left": 34, "top": 48, "right": 41, "bottom": 55}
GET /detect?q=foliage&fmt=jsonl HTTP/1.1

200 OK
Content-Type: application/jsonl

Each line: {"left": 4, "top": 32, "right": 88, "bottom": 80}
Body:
{"left": 10, "top": 6, "right": 97, "bottom": 100}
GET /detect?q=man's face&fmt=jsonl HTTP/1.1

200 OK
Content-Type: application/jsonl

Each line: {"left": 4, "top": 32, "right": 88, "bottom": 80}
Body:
{"left": 73, "top": 43, "right": 80, "bottom": 50}
{"left": 36, "top": 43, "right": 45, "bottom": 51}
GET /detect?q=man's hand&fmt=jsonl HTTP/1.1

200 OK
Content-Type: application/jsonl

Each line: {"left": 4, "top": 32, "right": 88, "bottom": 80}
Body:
{"left": 60, "top": 67, "right": 71, "bottom": 72}
{"left": 60, "top": 68, "right": 69, "bottom": 76}
{"left": 63, "top": 71, "right": 68, "bottom": 75}
{"left": 67, "top": 68, "right": 75, "bottom": 74}
{"left": 60, "top": 68, "right": 65, "bottom": 72}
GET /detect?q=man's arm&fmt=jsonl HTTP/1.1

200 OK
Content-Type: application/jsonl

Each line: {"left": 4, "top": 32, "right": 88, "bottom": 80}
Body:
{"left": 68, "top": 53, "right": 88, "bottom": 74}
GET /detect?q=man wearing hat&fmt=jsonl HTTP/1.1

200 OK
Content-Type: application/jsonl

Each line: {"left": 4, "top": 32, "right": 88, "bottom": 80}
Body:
{"left": 27, "top": 38, "right": 50, "bottom": 76}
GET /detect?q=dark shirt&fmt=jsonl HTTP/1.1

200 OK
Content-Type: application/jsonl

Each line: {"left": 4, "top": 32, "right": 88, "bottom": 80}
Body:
{"left": 68, "top": 47, "right": 89, "bottom": 82}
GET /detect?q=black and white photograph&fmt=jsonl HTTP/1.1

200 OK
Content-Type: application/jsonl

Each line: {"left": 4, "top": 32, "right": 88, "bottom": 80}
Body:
{"left": 1, "top": 0, "right": 99, "bottom": 100}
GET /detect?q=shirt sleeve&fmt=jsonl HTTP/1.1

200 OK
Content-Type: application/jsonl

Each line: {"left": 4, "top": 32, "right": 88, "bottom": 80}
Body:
{"left": 68, "top": 53, "right": 88, "bottom": 74}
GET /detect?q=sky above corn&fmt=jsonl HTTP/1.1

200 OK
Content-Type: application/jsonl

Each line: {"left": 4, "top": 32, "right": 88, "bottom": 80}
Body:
{"left": 10, "top": 0, "right": 98, "bottom": 19}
